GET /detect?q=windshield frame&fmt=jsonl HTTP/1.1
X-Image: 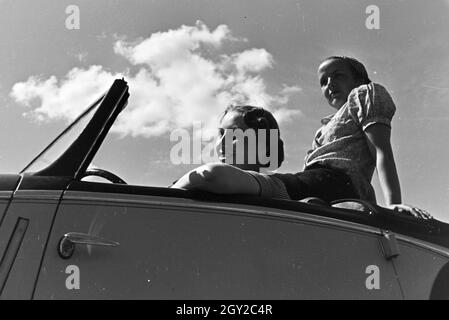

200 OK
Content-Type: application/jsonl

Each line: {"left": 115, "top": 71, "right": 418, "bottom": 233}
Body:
{"left": 22, "top": 79, "right": 129, "bottom": 179}
{"left": 20, "top": 94, "right": 105, "bottom": 174}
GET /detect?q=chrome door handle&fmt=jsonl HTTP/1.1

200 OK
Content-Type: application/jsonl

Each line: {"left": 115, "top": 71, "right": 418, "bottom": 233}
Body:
{"left": 63, "top": 232, "right": 120, "bottom": 246}
{"left": 58, "top": 232, "right": 120, "bottom": 259}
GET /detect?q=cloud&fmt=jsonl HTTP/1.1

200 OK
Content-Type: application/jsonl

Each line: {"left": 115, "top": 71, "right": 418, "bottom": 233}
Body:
{"left": 114, "top": 21, "right": 235, "bottom": 69}
{"left": 233, "top": 48, "right": 274, "bottom": 73}
{"left": 272, "top": 108, "right": 303, "bottom": 124}
{"left": 11, "top": 65, "right": 121, "bottom": 122}
{"left": 10, "top": 21, "right": 301, "bottom": 138}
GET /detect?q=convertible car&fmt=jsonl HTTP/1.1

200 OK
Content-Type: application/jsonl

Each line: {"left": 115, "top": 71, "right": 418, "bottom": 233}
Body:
{"left": 0, "top": 79, "right": 448, "bottom": 299}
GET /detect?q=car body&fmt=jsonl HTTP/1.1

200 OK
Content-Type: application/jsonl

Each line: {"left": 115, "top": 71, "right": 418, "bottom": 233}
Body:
{"left": 0, "top": 79, "right": 448, "bottom": 299}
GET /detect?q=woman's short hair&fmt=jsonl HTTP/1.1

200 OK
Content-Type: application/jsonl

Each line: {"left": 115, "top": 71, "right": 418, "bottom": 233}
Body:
{"left": 219, "top": 105, "right": 285, "bottom": 168}
{"left": 322, "top": 56, "right": 371, "bottom": 85}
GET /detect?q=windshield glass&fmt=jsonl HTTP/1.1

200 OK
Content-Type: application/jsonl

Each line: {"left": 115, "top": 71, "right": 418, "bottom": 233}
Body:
{"left": 21, "top": 95, "right": 103, "bottom": 174}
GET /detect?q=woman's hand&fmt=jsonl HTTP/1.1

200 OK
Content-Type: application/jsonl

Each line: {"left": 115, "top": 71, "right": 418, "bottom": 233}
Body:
{"left": 387, "top": 204, "right": 433, "bottom": 220}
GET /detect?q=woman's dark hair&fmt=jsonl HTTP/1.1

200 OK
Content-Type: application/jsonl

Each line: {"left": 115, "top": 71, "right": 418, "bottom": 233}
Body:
{"left": 322, "top": 56, "right": 371, "bottom": 85}
{"left": 219, "top": 105, "right": 285, "bottom": 169}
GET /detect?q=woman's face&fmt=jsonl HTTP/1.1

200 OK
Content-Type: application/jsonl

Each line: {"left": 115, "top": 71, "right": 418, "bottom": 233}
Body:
{"left": 317, "top": 59, "right": 360, "bottom": 110}
{"left": 216, "top": 111, "right": 259, "bottom": 171}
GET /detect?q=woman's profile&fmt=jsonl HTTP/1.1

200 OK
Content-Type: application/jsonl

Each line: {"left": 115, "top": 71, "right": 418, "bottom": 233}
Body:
{"left": 171, "top": 105, "right": 290, "bottom": 200}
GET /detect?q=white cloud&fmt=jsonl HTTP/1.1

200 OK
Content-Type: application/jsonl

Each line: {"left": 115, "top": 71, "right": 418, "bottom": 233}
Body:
{"left": 114, "top": 21, "right": 234, "bottom": 70}
{"left": 233, "top": 48, "right": 274, "bottom": 74}
{"left": 280, "top": 85, "right": 302, "bottom": 95}
{"left": 272, "top": 108, "right": 303, "bottom": 124}
{"left": 10, "top": 21, "right": 301, "bottom": 138}
{"left": 11, "top": 65, "right": 121, "bottom": 122}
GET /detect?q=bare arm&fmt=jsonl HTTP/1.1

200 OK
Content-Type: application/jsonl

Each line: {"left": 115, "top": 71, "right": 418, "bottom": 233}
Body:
{"left": 171, "top": 162, "right": 260, "bottom": 195}
{"left": 364, "top": 124, "right": 432, "bottom": 219}
{"left": 364, "top": 124, "right": 401, "bottom": 206}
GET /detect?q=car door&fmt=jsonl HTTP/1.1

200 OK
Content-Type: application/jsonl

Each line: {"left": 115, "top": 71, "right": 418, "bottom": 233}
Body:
{"left": 32, "top": 180, "right": 403, "bottom": 299}
{"left": 0, "top": 176, "right": 69, "bottom": 299}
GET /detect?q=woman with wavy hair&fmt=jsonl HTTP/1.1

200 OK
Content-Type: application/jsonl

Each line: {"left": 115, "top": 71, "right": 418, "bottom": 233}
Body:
{"left": 172, "top": 105, "right": 290, "bottom": 199}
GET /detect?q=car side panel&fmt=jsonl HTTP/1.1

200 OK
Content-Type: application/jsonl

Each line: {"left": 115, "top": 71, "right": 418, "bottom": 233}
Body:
{"left": 391, "top": 238, "right": 449, "bottom": 299}
{"left": 34, "top": 192, "right": 402, "bottom": 299}
{"left": 0, "top": 199, "right": 10, "bottom": 227}
{"left": 0, "top": 191, "right": 62, "bottom": 299}
{"left": 0, "top": 174, "right": 21, "bottom": 225}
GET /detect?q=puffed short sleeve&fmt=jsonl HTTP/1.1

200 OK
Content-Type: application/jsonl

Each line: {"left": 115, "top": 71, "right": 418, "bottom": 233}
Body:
{"left": 347, "top": 83, "right": 396, "bottom": 131}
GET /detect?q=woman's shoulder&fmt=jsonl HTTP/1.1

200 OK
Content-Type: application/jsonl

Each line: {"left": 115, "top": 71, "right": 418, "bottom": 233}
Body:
{"left": 350, "top": 82, "right": 391, "bottom": 97}
{"left": 348, "top": 82, "right": 396, "bottom": 107}
{"left": 346, "top": 82, "right": 396, "bottom": 128}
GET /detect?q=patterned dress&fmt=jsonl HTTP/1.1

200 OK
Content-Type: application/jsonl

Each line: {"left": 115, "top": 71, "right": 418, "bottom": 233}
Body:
{"left": 304, "top": 82, "right": 396, "bottom": 202}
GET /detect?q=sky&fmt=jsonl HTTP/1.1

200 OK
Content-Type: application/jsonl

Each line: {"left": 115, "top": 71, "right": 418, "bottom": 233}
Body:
{"left": 0, "top": 0, "right": 449, "bottom": 221}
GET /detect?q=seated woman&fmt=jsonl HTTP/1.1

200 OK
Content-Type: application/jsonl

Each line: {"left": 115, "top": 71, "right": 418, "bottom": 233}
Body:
{"left": 171, "top": 105, "right": 290, "bottom": 200}
{"left": 271, "top": 56, "right": 431, "bottom": 219}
